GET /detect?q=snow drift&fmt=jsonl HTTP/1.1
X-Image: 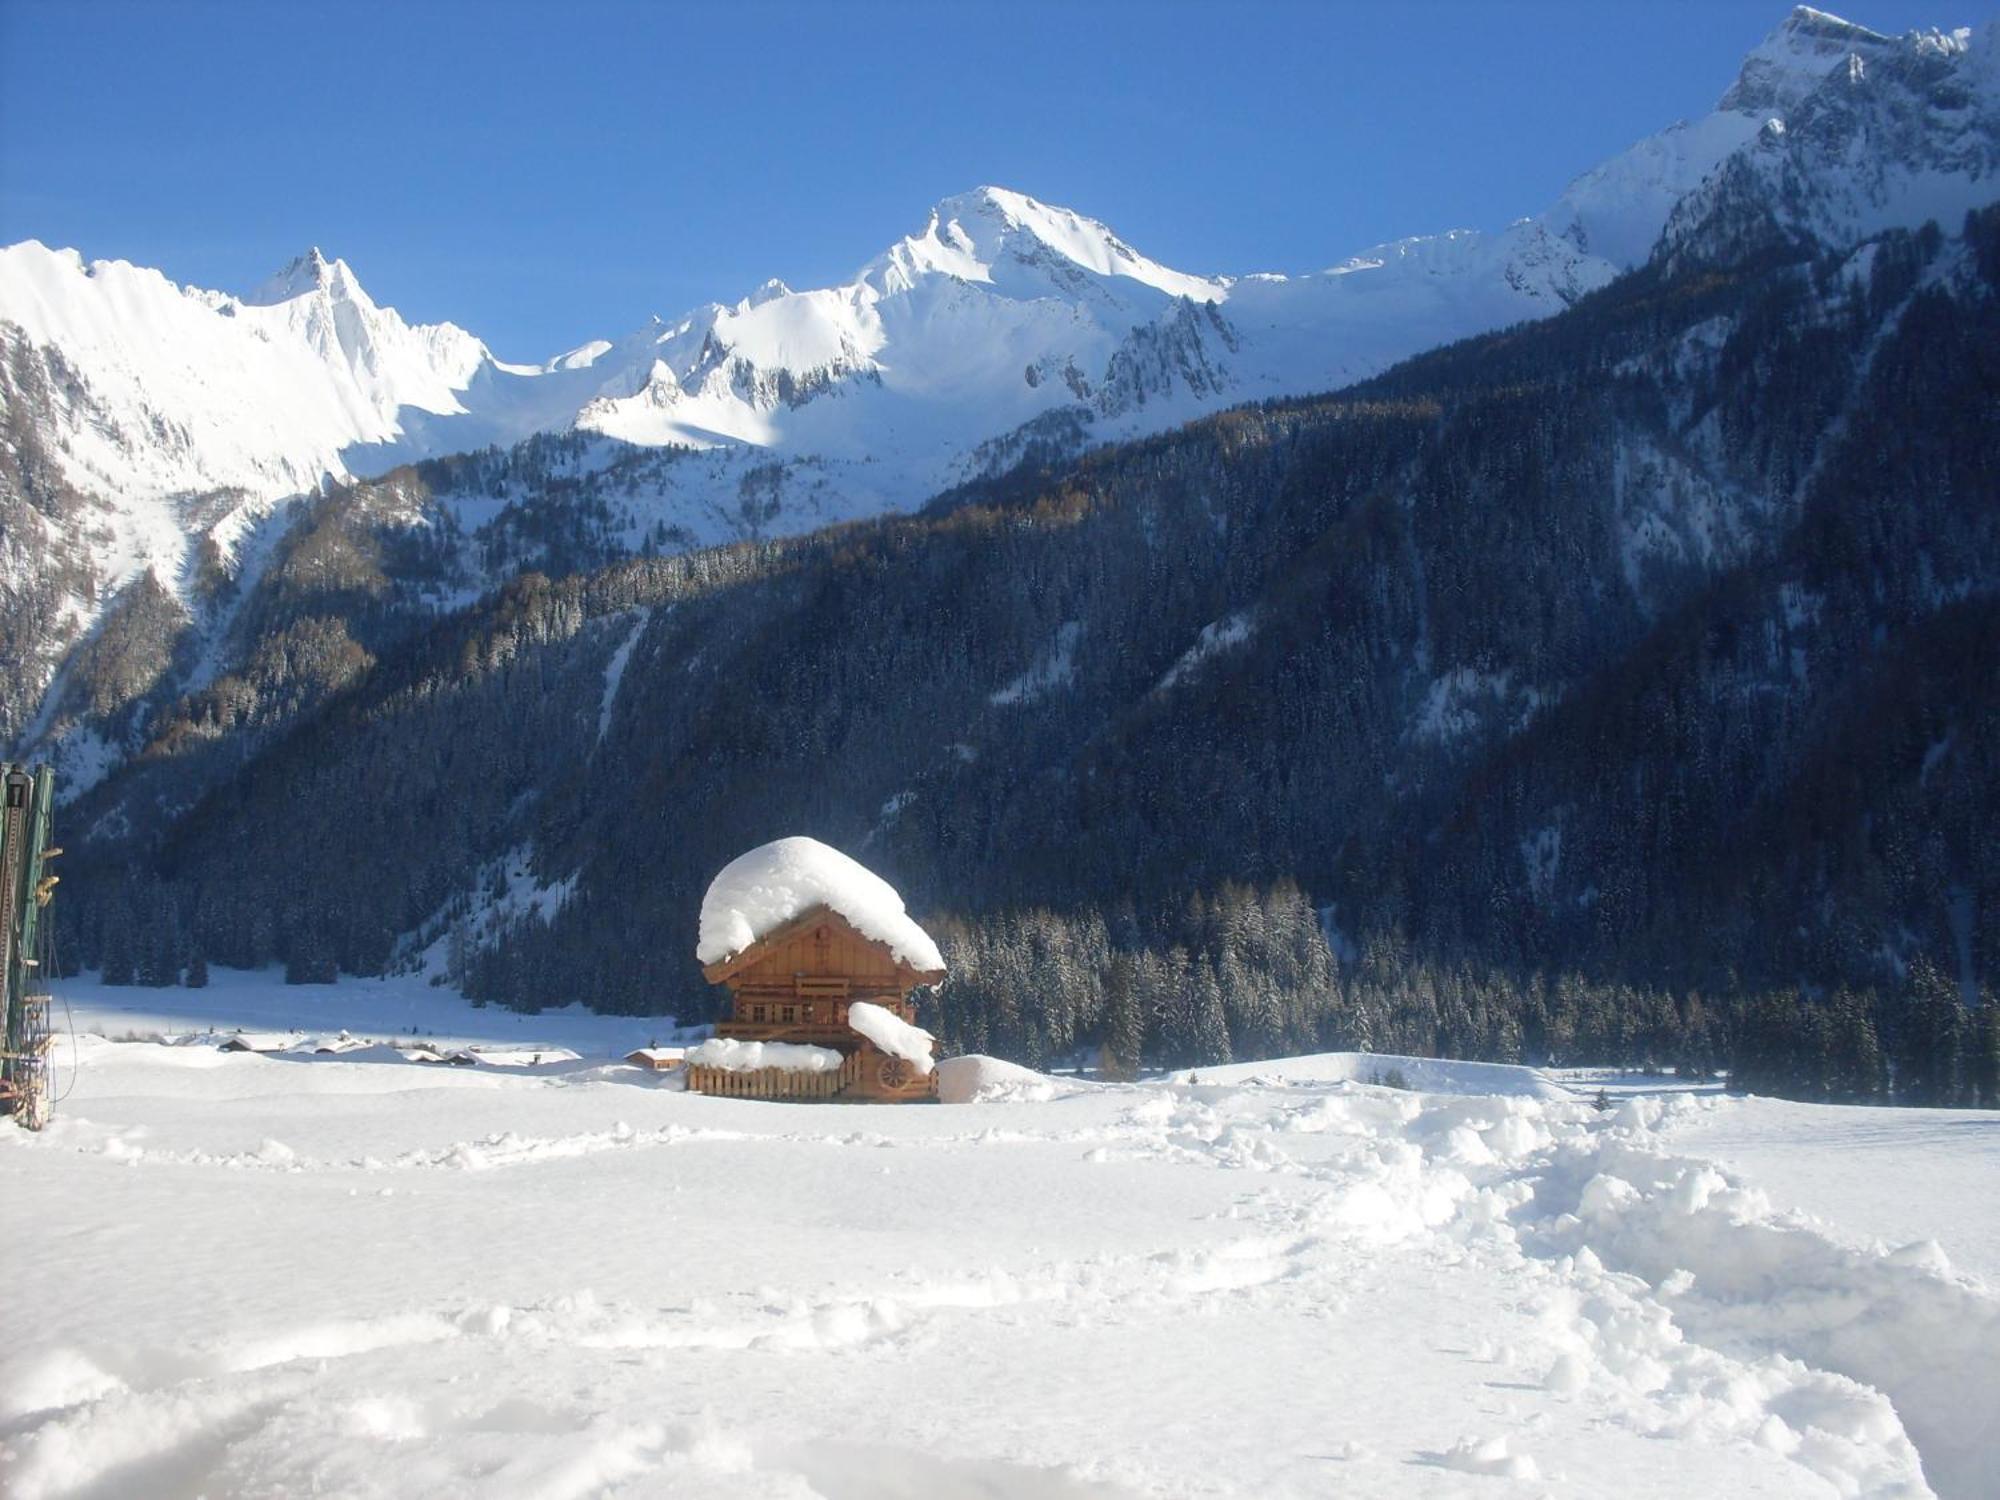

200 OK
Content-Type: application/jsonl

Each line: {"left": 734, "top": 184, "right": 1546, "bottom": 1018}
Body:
{"left": 1171, "top": 1051, "right": 1570, "bottom": 1100}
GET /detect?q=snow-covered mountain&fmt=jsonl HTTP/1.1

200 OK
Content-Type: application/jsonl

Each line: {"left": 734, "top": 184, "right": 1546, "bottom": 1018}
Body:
{"left": 2, "top": 7, "right": 1995, "bottom": 760}
{"left": 1662, "top": 8, "right": 1999, "bottom": 263}
{"left": 0, "top": 243, "right": 497, "bottom": 750}
{"left": 0, "top": 243, "right": 488, "bottom": 507}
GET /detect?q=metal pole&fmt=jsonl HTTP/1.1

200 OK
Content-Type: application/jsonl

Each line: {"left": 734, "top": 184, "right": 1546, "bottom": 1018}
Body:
{"left": 2, "top": 764, "right": 56, "bottom": 1127}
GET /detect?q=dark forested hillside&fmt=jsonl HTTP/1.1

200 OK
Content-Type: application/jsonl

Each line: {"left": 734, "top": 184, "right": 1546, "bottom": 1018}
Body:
{"left": 53, "top": 207, "right": 2000, "bottom": 1103}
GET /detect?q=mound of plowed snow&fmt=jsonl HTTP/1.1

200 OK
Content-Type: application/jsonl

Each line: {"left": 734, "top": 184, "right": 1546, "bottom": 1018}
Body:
{"left": 1171, "top": 1051, "right": 1568, "bottom": 1099}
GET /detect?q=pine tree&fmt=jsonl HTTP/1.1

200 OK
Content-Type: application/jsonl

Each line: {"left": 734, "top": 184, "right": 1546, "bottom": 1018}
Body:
{"left": 1967, "top": 989, "right": 2000, "bottom": 1109}
{"left": 285, "top": 933, "right": 338, "bottom": 986}
{"left": 1101, "top": 953, "right": 1144, "bottom": 1079}
{"left": 1190, "top": 961, "right": 1233, "bottom": 1067}
{"left": 137, "top": 906, "right": 181, "bottom": 988}
{"left": 100, "top": 923, "right": 135, "bottom": 987}
{"left": 1894, "top": 958, "right": 1965, "bottom": 1106}
{"left": 1824, "top": 988, "right": 1885, "bottom": 1103}
{"left": 1143, "top": 948, "right": 1198, "bottom": 1067}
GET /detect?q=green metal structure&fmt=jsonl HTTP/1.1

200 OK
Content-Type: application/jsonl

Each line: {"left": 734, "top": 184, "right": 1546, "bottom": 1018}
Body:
{"left": 1, "top": 763, "right": 58, "bottom": 1129}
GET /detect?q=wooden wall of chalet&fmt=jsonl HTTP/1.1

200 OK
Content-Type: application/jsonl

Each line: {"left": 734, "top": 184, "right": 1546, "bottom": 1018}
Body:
{"left": 719, "top": 910, "right": 925, "bottom": 1003}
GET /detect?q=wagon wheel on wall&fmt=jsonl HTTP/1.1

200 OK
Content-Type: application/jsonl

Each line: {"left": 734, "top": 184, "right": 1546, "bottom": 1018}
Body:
{"left": 877, "top": 1055, "right": 912, "bottom": 1092}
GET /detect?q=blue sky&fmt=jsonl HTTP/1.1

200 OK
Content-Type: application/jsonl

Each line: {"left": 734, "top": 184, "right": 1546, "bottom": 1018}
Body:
{"left": 0, "top": 0, "right": 1976, "bottom": 361}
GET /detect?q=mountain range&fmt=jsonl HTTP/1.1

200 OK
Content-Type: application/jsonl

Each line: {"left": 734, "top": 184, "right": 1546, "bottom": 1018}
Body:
{"left": 7, "top": 7, "right": 1994, "bottom": 779}
{"left": 3, "top": 8, "right": 1998, "bottom": 1087}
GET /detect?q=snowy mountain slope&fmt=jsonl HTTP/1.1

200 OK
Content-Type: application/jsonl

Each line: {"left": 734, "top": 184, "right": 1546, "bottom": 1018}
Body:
{"left": 0, "top": 242, "right": 496, "bottom": 748}
{"left": 4, "top": 7, "right": 1996, "bottom": 772}
{"left": 6, "top": 996, "right": 1996, "bottom": 1498}
{"left": 6, "top": 10, "right": 1992, "bottom": 524}
{"left": 1664, "top": 10, "right": 2000, "bottom": 264}
{"left": 568, "top": 182, "right": 1601, "bottom": 482}
{"left": 0, "top": 242, "right": 486, "bottom": 505}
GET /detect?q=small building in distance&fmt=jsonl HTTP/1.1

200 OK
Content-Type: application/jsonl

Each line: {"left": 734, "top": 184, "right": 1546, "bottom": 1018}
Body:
{"left": 218, "top": 1032, "right": 297, "bottom": 1054}
{"left": 687, "top": 837, "right": 945, "bottom": 1102}
{"left": 624, "top": 1046, "right": 686, "bottom": 1073}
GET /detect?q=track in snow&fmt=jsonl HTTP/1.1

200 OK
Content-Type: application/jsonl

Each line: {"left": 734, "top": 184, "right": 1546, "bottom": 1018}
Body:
{"left": 1, "top": 1039, "right": 1994, "bottom": 1499}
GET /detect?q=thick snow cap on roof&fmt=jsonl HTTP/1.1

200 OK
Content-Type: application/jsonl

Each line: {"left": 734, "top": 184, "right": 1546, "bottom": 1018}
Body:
{"left": 697, "top": 836, "right": 946, "bottom": 975}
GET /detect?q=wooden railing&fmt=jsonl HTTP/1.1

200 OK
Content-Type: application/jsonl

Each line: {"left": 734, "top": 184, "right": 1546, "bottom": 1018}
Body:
{"left": 685, "top": 1049, "right": 863, "bottom": 1101}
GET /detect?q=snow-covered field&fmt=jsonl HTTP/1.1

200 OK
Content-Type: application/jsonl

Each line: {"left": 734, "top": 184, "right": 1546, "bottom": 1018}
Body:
{"left": 2, "top": 978, "right": 1996, "bottom": 1499}
{"left": 37, "top": 965, "right": 688, "bottom": 1057}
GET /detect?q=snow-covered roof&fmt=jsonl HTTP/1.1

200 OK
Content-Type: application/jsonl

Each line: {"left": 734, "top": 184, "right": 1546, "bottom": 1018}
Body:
{"left": 624, "top": 1046, "right": 686, "bottom": 1064}
{"left": 445, "top": 1046, "right": 582, "bottom": 1068}
{"left": 696, "top": 836, "right": 946, "bottom": 975}
{"left": 293, "top": 1033, "right": 366, "bottom": 1055}
{"left": 217, "top": 1032, "right": 297, "bottom": 1053}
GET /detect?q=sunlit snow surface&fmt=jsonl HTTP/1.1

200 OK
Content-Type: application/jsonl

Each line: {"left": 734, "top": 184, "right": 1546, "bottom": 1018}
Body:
{"left": 1, "top": 976, "right": 1996, "bottom": 1499}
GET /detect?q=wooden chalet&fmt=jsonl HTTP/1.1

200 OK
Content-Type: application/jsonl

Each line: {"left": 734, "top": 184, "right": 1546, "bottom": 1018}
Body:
{"left": 691, "top": 903, "right": 945, "bottom": 1102}
{"left": 624, "top": 1046, "right": 686, "bottom": 1073}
